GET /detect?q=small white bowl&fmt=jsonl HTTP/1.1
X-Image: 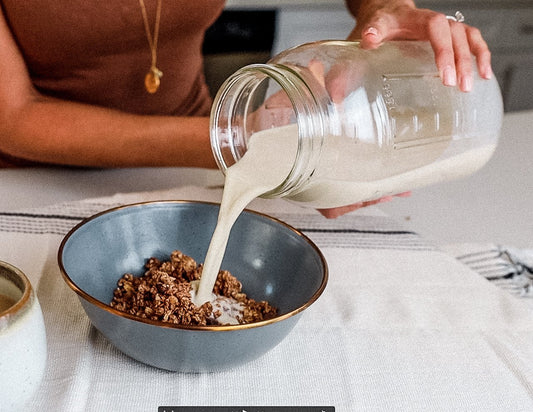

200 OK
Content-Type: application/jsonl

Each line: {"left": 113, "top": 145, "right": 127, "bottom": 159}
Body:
{"left": 0, "top": 261, "right": 47, "bottom": 410}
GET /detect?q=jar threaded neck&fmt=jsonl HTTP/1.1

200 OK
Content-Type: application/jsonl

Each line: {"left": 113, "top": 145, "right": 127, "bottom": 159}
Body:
{"left": 209, "top": 63, "right": 327, "bottom": 198}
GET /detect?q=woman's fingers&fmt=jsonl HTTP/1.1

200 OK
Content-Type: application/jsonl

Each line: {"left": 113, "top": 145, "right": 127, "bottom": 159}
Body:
{"left": 351, "top": 6, "right": 493, "bottom": 92}
{"left": 451, "top": 21, "right": 474, "bottom": 92}
{"left": 425, "top": 13, "right": 457, "bottom": 87}
{"left": 466, "top": 25, "right": 492, "bottom": 80}
{"left": 317, "top": 192, "right": 411, "bottom": 219}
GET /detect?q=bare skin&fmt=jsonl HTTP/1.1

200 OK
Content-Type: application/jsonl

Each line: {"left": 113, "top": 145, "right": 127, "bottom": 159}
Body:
{"left": 0, "top": 8, "right": 216, "bottom": 168}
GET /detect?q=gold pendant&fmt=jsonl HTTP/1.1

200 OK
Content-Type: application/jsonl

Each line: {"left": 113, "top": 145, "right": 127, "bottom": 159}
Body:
{"left": 144, "top": 67, "right": 162, "bottom": 93}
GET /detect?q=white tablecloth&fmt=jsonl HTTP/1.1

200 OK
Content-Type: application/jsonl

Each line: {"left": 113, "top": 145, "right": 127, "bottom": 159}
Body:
{"left": 2, "top": 186, "right": 533, "bottom": 411}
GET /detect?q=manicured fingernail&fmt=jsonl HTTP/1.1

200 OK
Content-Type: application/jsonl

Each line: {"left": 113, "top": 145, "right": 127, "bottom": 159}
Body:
{"left": 378, "top": 196, "right": 394, "bottom": 203}
{"left": 442, "top": 65, "right": 456, "bottom": 86}
{"left": 461, "top": 75, "right": 473, "bottom": 92}
{"left": 482, "top": 66, "right": 493, "bottom": 80}
{"left": 363, "top": 26, "right": 379, "bottom": 37}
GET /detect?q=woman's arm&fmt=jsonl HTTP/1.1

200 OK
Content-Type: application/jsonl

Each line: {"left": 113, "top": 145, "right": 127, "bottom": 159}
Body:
{"left": 0, "top": 8, "right": 216, "bottom": 168}
{"left": 345, "top": 0, "right": 492, "bottom": 92}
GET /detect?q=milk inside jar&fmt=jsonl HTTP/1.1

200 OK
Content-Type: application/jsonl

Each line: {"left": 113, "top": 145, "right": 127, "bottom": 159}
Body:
{"left": 193, "top": 40, "right": 502, "bottom": 304}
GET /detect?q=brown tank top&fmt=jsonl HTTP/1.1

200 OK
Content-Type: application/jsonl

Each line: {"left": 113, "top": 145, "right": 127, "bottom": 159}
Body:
{"left": 0, "top": 0, "right": 225, "bottom": 167}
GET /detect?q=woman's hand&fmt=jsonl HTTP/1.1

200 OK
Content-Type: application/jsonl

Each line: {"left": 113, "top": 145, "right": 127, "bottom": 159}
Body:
{"left": 346, "top": 0, "right": 492, "bottom": 92}
{"left": 318, "top": 192, "right": 411, "bottom": 219}
{"left": 317, "top": 1, "right": 494, "bottom": 219}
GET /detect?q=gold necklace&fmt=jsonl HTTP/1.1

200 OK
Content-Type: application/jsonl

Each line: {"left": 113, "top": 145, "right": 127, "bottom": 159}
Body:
{"left": 138, "top": 0, "right": 163, "bottom": 93}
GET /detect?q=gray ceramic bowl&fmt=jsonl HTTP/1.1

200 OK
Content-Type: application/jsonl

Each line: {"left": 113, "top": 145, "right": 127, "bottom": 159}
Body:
{"left": 58, "top": 201, "right": 327, "bottom": 372}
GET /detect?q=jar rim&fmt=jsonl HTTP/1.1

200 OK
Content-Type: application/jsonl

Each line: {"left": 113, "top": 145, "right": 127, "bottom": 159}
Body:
{"left": 209, "top": 63, "right": 326, "bottom": 198}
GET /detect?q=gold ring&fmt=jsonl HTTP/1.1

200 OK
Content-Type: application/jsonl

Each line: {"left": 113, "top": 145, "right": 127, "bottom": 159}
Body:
{"left": 446, "top": 11, "right": 465, "bottom": 23}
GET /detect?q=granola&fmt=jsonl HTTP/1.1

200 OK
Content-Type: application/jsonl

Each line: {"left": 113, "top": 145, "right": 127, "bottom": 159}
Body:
{"left": 110, "top": 250, "right": 277, "bottom": 326}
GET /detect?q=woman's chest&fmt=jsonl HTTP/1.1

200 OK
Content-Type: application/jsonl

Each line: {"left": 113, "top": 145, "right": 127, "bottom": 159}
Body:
{"left": 2, "top": 0, "right": 225, "bottom": 66}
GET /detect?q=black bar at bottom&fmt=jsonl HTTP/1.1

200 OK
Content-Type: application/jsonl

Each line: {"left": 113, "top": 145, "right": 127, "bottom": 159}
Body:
{"left": 158, "top": 408, "right": 335, "bottom": 412}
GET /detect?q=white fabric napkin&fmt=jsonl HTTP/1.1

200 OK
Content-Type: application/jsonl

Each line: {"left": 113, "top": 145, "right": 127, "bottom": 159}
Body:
{"left": 443, "top": 242, "right": 533, "bottom": 307}
{"left": 2, "top": 186, "right": 533, "bottom": 411}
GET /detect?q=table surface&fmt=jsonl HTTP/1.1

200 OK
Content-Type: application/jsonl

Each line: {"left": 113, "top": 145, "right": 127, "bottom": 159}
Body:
{"left": 2, "top": 185, "right": 533, "bottom": 411}
{"left": 1, "top": 110, "right": 533, "bottom": 410}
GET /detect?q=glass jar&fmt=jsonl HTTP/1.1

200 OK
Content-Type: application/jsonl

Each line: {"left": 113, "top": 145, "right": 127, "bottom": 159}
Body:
{"left": 210, "top": 40, "right": 503, "bottom": 209}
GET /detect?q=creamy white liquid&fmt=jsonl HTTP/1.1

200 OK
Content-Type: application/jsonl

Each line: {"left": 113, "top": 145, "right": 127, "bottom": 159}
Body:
{"left": 287, "top": 137, "right": 496, "bottom": 208}
{"left": 208, "top": 294, "right": 245, "bottom": 325}
{"left": 192, "top": 127, "right": 298, "bottom": 305}
{"left": 192, "top": 124, "right": 495, "bottom": 305}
